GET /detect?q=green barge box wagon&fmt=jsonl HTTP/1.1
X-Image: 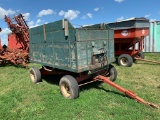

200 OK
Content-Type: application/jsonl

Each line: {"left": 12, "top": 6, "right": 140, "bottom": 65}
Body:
{"left": 29, "top": 19, "right": 117, "bottom": 99}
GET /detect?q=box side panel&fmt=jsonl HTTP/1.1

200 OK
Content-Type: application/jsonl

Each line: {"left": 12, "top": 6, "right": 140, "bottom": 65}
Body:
{"left": 114, "top": 28, "right": 149, "bottom": 38}
{"left": 76, "top": 29, "right": 115, "bottom": 72}
{"left": 76, "top": 30, "right": 108, "bottom": 41}
{"left": 135, "top": 20, "right": 150, "bottom": 28}
{"left": 29, "top": 25, "right": 77, "bottom": 72}
{"left": 42, "top": 19, "right": 74, "bottom": 33}
{"left": 108, "top": 29, "right": 115, "bottom": 62}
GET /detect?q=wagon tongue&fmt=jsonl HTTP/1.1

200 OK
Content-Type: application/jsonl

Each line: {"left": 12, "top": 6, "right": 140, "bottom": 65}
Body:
{"left": 147, "top": 102, "right": 159, "bottom": 109}
{"left": 130, "top": 93, "right": 159, "bottom": 109}
{"left": 94, "top": 75, "right": 159, "bottom": 109}
{"left": 134, "top": 57, "right": 160, "bottom": 65}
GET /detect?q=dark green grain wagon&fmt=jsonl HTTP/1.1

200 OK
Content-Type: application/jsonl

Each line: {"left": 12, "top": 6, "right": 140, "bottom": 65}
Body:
{"left": 29, "top": 19, "right": 117, "bottom": 99}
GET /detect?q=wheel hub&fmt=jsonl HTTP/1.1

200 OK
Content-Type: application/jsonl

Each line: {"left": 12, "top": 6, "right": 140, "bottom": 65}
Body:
{"left": 120, "top": 58, "right": 128, "bottom": 66}
{"left": 61, "top": 82, "right": 71, "bottom": 98}
{"left": 30, "top": 70, "right": 35, "bottom": 82}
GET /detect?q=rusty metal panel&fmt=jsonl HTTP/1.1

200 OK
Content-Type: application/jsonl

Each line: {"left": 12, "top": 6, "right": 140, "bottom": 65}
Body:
{"left": 29, "top": 19, "right": 115, "bottom": 73}
{"left": 107, "top": 18, "right": 150, "bottom": 39}
{"left": 0, "top": 39, "right": 2, "bottom": 50}
{"left": 8, "top": 34, "right": 23, "bottom": 49}
{"left": 143, "top": 21, "right": 160, "bottom": 52}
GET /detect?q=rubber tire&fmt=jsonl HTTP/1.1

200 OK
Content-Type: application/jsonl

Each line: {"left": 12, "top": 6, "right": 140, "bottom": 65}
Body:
{"left": 118, "top": 54, "right": 133, "bottom": 67}
{"left": 136, "top": 51, "right": 145, "bottom": 59}
{"left": 108, "top": 64, "right": 117, "bottom": 82}
{"left": 29, "top": 66, "right": 41, "bottom": 83}
{"left": 133, "top": 51, "right": 145, "bottom": 63}
{"left": 59, "top": 75, "right": 79, "bottom": 99}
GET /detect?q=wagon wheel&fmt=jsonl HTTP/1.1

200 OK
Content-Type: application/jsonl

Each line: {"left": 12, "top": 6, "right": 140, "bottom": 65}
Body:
{"left": 29, "top": 66, "right": 41, "bottom": 83}
{"left": 59, "top": 75, "right": 79, "bottom": 99}
{"left": 107, "top": 64, "right": 117, "bottom": 81}
{"left": 118, "top": 54, "right": 133, "bottom": 67}
{"left": 136, "top": 51, "right": 145, "bottom": 59}
{"left": 133, "top": 51, "right": 145, "bottom": 63}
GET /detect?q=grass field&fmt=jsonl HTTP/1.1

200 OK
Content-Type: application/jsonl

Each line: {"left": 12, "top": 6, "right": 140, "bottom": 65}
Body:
{"left": 0, "top": 53, "right": 160, "bottom": 120}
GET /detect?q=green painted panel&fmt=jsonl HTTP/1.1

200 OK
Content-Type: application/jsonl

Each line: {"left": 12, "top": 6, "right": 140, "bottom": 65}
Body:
{"left": 29, "top": 43, "right": 42, "bottom": 62}
{"left": 45, "top": 19, "right": 74, "bottom": 32}
{"left": 76, "top": 30, "right": 109, "bottom": 41}
{"left": 29, "top": 26, "right": 44, "bottom": 43}
{"left": 29, "top": 19, "right": 115, "bottom": 73}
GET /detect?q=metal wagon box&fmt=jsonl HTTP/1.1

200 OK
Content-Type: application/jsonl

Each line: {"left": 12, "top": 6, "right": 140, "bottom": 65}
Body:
{"left": 105, "top": 18, "right": 150, "bottom": 67}
{"left": 29, "top": 19, "right": 115, "bottom": 73}
{"left": 107, "top": 18, "right": 150, "bottom": 38}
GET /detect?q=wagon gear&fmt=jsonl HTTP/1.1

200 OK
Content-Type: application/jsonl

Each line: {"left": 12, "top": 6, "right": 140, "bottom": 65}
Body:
{"left": 118, "top": 54, "right": 133, "bottom": 67}
{"left": 29, "top": 19, "right": 158, "bottom": 109}
{"left": 59, "top": 75, "right": 79, "bottom": 99}
{"left": 29, "top": 19, "right": 117, "bottom": 97}
{"left": 107, "top": 18, "right": 150, "bottom": 67}
{"left": 30, "top": 67, "right": 42, "bottom": 83}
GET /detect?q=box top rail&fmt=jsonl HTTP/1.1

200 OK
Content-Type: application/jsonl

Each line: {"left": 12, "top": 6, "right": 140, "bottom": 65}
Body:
{"left": 107, "top": 18, "right": 150, "bottom": 30}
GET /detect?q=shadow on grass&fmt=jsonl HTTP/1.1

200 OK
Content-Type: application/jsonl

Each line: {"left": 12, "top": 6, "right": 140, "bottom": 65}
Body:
{"left": 42, "top": 75, "right": 62, "bottom": 85}
{"left": 79, "top": 81, "right": 127, "bottom": 98}
{"left": 94, "top": 85, "right": 127, "bottom": 97}
{"left": 157, "top": 85, "right": 160, "bottom": 89}
{"left": 42, "top": 75, "right": 128, "bottom": 98}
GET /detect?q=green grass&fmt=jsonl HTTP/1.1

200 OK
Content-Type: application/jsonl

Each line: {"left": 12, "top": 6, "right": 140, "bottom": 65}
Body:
{"left": 0, "top": 53, "right": 160, "bottom": 120}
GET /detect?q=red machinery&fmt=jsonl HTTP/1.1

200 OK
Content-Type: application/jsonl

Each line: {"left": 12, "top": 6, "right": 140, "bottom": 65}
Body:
{"left": 5, "top": 14, "right": 29, "bottom": 51}
{"left": 107, "top": 18, "right": 150, "bottom": 67}
{"left": 0, "top": 27, "right": 2, "bottom": 50}
{"left": 0, "top": 39, "right": 2, "bottom": 51}
{"left": 0, "top": 14, "right": 29, "bottom": 67}
{"left": 93, "top": 75, "right": 158, "bottom": 108}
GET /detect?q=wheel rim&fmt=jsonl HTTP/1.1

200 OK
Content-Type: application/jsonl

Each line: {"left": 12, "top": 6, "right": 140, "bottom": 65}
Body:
{"left": 30, "top": 70, "right": 35, "bottom": 82}
{"left": 120, "top": 58, "right": 128, "bottom": 66}
{"left": 107, "top": 71, "right": 113, "bottom": 81}
{"left": 61, "top": 82, "right": 71, "bottom": 98}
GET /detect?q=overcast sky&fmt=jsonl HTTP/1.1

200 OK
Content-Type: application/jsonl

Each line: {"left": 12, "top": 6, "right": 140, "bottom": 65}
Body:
{"left": 0, "top": 0, "right": 159, "bottom": 45}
